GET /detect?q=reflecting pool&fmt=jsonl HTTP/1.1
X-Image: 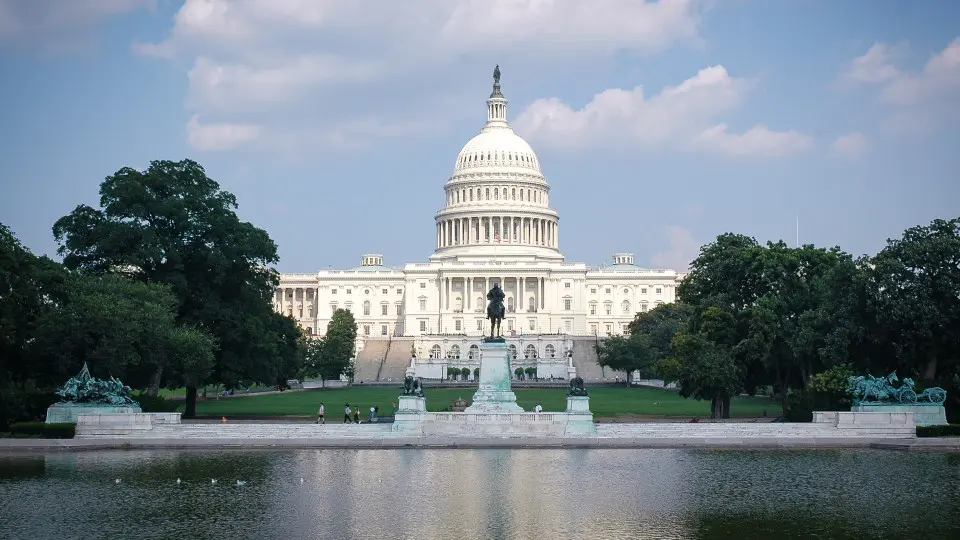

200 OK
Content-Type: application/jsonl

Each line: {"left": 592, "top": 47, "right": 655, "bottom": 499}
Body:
{"left": 1, "top": 449, "right": 958, "bottom": 540}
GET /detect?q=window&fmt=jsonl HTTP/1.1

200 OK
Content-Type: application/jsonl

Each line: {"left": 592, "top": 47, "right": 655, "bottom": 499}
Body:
{"left": 605, "top": 324, "right": 612, "bottom": 335}
{"left": 641, "top": 288, "right": 647, "bottom": 294}
{"left": 419, "top": 298, "right": 427, "bottom": 311}
{"left": 331, "top": 289, "right": 338, "bottom": 295}
{"left": 382, "top": 288, "right": 388, "bottom": 295}
{"left": 430, "top": 345, "right": 441, "bottom": 359}
{"left": 623, "top": 288, "right": 629, "bottom": 294}
{"left": 364, "top": 289, "right": 370, "bottom": 295}
{"left": 591, "top": 324, "right": 598, "bottom": 334}
{"left": 590, "top": 288, "right": 596, "bottom": 294}
{"left": 330, "top": 303, "right": 338, "bottom": 315}
{"left": 641, "top": 303, "right": 648, "bottom": 312}
{"left": 656, "top": 288, "right": 662, "bottom": 294}
{"left": 381, "top": 325, "right": 388, "bottom": 336}
{"left": 396, "top": 304, "right": 404, "bottom": 315}
{"left": 564, "top": 282, "right": 571, "bottom": 288}
{"left": 450, "top": 345, "right": 461, "bottom": 359}
{"left": 528, "top": 297, "right": 536, "bottom": 312}
{"left": 381, "top": 304, "right": 388, "bottom": 316}
{"left": 397, "top": 288, "right": 403, "bottom": 294}
{"left": 344, "top": 302, "right": 352, "bottom": 313}
{"left": 604, "top": 302, "right": 612, "bottom": 315}
{"left": 563, "top": 297, "right": 572, "bottom": 310}
{"left": 469, "top": 344, "right": 479, "bottom": 359}
{"left": 346, "top": 289, "right": 352, "bottom": 294}
{"left": 507, "top": 319, "right": 514, "bottom": 331}
{"left": 455, "top": 319, "right": 462, "bottom": 331}
{"left": 545, "top": 344, "right": 556, "bottom": 358}
{"left": 420, "top": 282, "right": 426, "bottom": 289}
{"left": 622, "top": 300, "right": 631, "bottom": 314}
{"left": 564, "top": 320, "right": 572, "bottom": 332}
{"left": 524, "top": 344, "right": 537, "bottom": 359}
{"left": 363, "top": 325, "right": 370, "bottom": 336}
{"left": 419, "top": 320, "right": 427, "bottom": 332}
{"left": 589, "top": 302, "right": 597, "bottom": 315}
{"left": 605, "top": 288, "right": 611, "bottom": 294}
{"left": 477, "top": 319, "right": 483, "bottom": 331}
{"left": 363, "top": 301, "right": 371, "bottom": 316}
{"left": 508, "top": 344, "right": 518, "bottom": 359}
{"left": 528, "top": 319, "right": 536, "bottom": 331}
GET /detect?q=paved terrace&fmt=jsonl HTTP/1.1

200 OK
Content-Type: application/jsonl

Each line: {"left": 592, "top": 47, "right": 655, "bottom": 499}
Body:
{"left": 2, "top": 422, "right": 956, "bottom": 452}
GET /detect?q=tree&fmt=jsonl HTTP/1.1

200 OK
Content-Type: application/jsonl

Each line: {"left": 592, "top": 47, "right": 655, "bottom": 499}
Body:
{"left": 524, "top": 366, "right": 536, "bottom": 380}
{"left": 672, "top": 331, "right": 742, "bottom": 419}
{"left": 514, "top": 367, "right": 524, "bottom": 380}
{"left": 52, "top": 159, "right": 292, "bottom": 417}
{"left": 301, "top": 309, "right": 355, "bottom": 385}
{"left": 596, "top": 334, "right": 657, "bottom": 384}
{"left": 460, "top": 367, "right": 471, "bottom": 380}
{"left": 29, "top": 273, "right": 215, "bottom": 390}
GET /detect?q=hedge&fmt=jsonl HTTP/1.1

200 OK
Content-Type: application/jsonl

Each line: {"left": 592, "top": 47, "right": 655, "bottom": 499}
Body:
{"left": 8, "top": 422, "right": 76, "bottom": 439}
{"left": 916, "top": 424, "right": 960, "bottom": 437}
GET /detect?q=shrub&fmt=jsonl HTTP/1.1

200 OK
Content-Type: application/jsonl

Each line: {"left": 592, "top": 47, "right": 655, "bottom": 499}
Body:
{"left": 131, "top": 392, "right": 180, "bottom": 413}
{"left": 0, "top": 380, "right": 57, "bottom": 430}
{"left": 916, "top": 424, "right": 960, "bottom": 437}
{"left": 8, "top": 422, "right": 75, "bottom": 439}
{"left": 783, "top": 392, "right": 814, "bottom": 422}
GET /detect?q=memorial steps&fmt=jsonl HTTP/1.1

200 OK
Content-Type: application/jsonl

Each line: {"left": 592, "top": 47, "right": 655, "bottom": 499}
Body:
{"left": 380, "top": 341, "right": 412, "bottom": 381}
{"left": 353, "top": 339, "right": 390, "bottom": 382}
{"left": 595, "top": 423, "right": 916, "bottom": 439}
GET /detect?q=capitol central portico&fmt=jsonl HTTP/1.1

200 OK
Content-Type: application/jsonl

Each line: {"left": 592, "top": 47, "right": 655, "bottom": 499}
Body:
{"left": 275, "top": 67, "right": 684, "bottom": 381}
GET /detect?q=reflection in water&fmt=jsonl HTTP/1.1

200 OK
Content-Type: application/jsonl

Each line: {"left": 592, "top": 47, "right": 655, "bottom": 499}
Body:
{"left": 0, "top": 449, "right": 957, "bottom": 540}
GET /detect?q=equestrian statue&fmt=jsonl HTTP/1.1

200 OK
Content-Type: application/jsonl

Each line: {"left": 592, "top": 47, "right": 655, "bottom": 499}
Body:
{"left": 486, "top": 283, "right": 506, "bottom": 341}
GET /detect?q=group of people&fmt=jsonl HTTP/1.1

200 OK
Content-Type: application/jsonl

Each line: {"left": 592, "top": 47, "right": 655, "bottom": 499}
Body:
{"left": 315, "top": 401, "right": 543, "bottom": 423}
{"left": 315, "top": 402, "right": 379, "bottom": 424}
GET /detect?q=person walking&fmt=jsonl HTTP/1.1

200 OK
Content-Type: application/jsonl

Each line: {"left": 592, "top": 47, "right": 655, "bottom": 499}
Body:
{"left": 317, "top": 402, "right": 325, "bottom": 424}
{"left": 353, "top": 407, "right": 361, "bottom": 424}
{"left": 534, "top": 402, "right": 543, "bottom": 413}
{"left": 343, "top": 403, "right": 352, "bottom": 424}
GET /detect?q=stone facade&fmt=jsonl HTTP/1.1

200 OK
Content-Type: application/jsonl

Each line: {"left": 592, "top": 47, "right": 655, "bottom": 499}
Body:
{"left": 275, "top": 71, "right": 685, "bottom": 370}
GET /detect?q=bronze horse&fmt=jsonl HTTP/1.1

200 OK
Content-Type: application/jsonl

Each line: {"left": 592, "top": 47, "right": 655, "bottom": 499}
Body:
{"left": 486, "top": 283, "right": 505, "bottom": 340}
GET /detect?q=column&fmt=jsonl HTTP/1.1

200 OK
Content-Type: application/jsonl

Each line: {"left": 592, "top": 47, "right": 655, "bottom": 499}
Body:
{"left": 540, "top": 277, "right": 545, "bottom": 310}
{"left": 467, "top": 278, "right": 471, "bottom": 310}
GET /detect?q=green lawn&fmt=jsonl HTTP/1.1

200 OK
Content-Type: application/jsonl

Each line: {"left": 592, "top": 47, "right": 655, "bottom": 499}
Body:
{"left": 191, "top": 386, "right": 780, "bottom": 419}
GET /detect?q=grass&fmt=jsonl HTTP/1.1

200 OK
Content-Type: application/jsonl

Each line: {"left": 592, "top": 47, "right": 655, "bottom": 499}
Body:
{"left": 191, "top": 386, "right": 781, "bottom": 419}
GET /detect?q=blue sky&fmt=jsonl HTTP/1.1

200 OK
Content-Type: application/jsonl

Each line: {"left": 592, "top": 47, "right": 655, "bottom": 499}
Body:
{"left": 1, "top": 0, "right": 957, "bottom": 272}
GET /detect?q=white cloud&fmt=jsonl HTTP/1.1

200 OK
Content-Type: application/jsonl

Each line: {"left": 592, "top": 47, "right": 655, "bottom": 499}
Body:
{"left": 0, "top": 0, "right": 153, "bottom": 46}
{"left": 842, "top": 39, "right": 960, "bottom": 133}
{"left": 651, "top": 226, "right": 701, "bottom": 272}
{"left": 135, "top": 0, "right": 708, "bottom": 151}
{"left": 186, "top": 115, "right": 261, "bottom": 151}
{"left": 514, "top": 66, "right": 811, "bottom": 158}
{"left": 832, "top": 132, "right": 868, "bottom": 159}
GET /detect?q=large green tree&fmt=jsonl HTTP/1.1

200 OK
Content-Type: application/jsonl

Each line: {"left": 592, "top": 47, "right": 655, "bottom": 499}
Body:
{"left": 52, "top": 159, "right": 299, "bottom": 417}
{"left": 596, "top": 334, "right": 658, "bottom": 384}
{"left": 301, "top": 309, "right": 357, "bottom": 385}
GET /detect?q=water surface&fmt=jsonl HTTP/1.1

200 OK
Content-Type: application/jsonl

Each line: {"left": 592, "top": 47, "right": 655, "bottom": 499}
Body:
{"left": 0, "top": 449, "right": 957, "bottom": 540}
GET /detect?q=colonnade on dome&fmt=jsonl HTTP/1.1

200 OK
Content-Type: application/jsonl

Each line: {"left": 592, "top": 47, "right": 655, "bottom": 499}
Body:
{"left": 436, "top": 215, "right": 558, "bottom": 249}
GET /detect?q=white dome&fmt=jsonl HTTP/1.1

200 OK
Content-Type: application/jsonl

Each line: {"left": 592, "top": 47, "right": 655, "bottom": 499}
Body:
{"left": 454, "top": 129, "right": 542, "bottom": 174}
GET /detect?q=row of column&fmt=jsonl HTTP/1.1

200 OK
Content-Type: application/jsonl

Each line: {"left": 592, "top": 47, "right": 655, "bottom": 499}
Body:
{"left": 438, "top": 276, "right": 547, "bottom": 313}
{"left": 276, "top": 287, "right": 317, "bottom": 318}
{"left": 436, "top": 215, "right": 557, "bottom": 249}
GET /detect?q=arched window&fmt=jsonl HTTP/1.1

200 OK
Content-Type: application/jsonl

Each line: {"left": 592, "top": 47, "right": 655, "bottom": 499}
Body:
{"left": 524, "top": 344, "right": 538, "bottom": 359}
{"left": 508, "top": 344, "right": 518, "bottom": 359}
{"left": 494, "top": 188, "right": 499, "bottom": 200}
{"left": 469, "top": 344, "right": 480, "bottom": 360}
{"left": 430, "top": 345, "right": 442, "bottom": 359}
{"left": 520, "top": 190, "right": 524, "bottom": 201}
{"left": 477, "top": 297, "right": 483, "bottom": 310}
{"left": 455, "top": 296, "right": 463, "bottom": 311}
{"left": 622, "top": 300, "right": 631, "bottom": 314}
{"left": 507, "top": 296, "right": 515, "bottom": 312}
{"left": 528, "top": 297, "right": 536, "bottom": 312}
{"left": 449, "top": 345, "right": 461, "bottom": 359}
{"left": 363, "top": 301, "right": 371, "bottom": 316}
{"left": 485, "top": 188, "right": 490, "bottom": 199}
{"left": 511, "top": 188, "right": 516, "bottom": 200}
{"left": 545, "top": 344, "right": 556, "bottom": 358}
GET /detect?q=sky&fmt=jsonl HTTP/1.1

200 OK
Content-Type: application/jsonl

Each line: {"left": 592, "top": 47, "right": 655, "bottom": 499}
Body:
{"left": 1, "top": 0, "right": 958, "bottom": 273}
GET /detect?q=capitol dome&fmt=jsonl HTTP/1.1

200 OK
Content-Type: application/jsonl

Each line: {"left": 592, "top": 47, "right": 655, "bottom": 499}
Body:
{"left": 432, "top": 66, "right": 562, "bottom": 263}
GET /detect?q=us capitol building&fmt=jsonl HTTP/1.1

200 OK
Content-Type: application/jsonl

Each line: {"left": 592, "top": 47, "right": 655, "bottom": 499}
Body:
{"left": 275, "top": 68, "right": 685, "bottom": 381}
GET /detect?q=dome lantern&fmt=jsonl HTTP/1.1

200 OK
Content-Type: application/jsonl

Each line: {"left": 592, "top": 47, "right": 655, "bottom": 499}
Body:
{"left": 484, "top": 64, "right": 509, "bottom": 131}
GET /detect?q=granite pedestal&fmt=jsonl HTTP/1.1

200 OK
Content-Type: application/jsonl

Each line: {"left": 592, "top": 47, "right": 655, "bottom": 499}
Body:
{"left": 46, "top": 403, "right": 142, "bottom": 424}
{"left": 851, "top": 404, "right": 947, "bottom": 426}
